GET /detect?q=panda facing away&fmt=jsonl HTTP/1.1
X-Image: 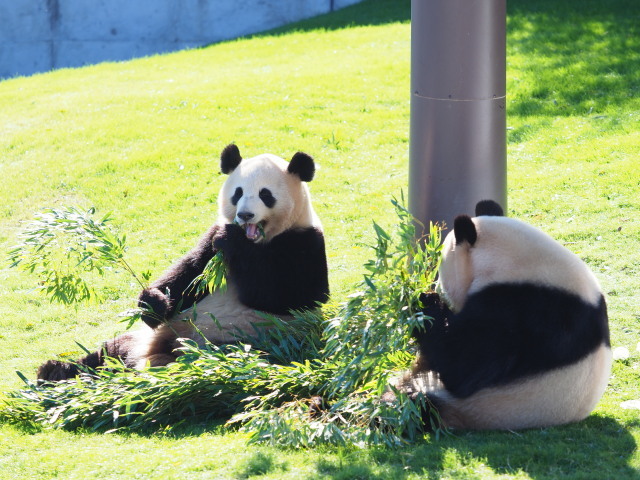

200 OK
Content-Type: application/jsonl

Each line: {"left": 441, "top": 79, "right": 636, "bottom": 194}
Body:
{"left": 397, "top": 200, "right": 612, "bottom": 430}
{"left": 37, "top": 144, "right": 329, "bottom": 381}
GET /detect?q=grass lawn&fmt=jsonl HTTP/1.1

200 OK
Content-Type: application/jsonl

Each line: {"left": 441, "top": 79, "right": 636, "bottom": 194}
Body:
{"left": 1, "top": 0, "right": 639, "bottom": 478}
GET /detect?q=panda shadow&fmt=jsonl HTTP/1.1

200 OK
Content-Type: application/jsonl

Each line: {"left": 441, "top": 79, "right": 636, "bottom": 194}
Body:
{"left": 358, "top": 415, "right": 639, "bottom": 480}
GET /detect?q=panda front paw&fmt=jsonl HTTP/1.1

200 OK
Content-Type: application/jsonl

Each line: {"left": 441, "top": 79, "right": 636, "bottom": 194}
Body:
{"left": 138, "top": 287, "right": 170, "bottom": 328}
{"left": 418, "top": 292, "right": 449, "bottom": 330}
{"left": 419, "top": 292, "right": 442, "bottom": 309}
{"left": 213, "top": 223, "right": 249, "bottom": 252}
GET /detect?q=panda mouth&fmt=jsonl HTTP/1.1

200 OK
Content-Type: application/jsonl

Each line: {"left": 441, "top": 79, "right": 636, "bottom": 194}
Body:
{"left": 243, "top": 222, "right": 266, "bottom": 241}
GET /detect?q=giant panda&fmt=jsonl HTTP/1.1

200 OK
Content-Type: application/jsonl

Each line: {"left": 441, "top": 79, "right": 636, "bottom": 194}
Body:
{"left": 37, "top": 144, "right": 329, "bottom": 381}
{"left": 396, "top": 200, "right": 612, "bottom": 430}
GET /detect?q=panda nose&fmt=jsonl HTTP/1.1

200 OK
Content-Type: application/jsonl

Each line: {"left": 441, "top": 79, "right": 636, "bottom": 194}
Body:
{"left": 237, "top": 211, "right": 255, "bottom": 222}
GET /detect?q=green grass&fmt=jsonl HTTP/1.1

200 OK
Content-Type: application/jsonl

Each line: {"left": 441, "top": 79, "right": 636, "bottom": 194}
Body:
{"left": 0, "top": 0, "right": 639, "bottom": 477}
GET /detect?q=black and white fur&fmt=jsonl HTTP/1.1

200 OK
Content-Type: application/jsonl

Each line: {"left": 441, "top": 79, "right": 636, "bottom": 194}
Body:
{"left": 38, "top": 144, "right": 329, "bottom": 381}
{"left": 397, "top": 200, "right": 611, "bottom": 430}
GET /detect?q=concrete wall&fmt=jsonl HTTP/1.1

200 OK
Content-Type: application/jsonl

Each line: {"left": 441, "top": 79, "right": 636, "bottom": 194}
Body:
{"left": 0, "top": 0, "right": 363, "bottom": 79}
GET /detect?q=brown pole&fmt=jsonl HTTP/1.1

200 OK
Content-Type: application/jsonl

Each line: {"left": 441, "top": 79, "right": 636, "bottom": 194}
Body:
{"left": 409, "top": 0, "right": 507, "bottom": 231}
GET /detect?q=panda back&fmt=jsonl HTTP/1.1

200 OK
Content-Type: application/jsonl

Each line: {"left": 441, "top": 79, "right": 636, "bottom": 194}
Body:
{"left": 469, "top": 216, "right": 603, "bottom": 307}
{"left": 432, "top": 283, "right": 610, "bottom": 399}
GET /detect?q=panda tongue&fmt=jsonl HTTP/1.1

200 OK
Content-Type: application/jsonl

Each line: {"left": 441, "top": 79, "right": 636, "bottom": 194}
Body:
{"left": 245, "top": 223, "right": 260, "bottom": 241}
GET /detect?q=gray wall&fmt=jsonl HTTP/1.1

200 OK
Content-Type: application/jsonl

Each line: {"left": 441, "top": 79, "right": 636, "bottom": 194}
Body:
{"left": 0, "top": 0, "right": 362, "bottom": 79}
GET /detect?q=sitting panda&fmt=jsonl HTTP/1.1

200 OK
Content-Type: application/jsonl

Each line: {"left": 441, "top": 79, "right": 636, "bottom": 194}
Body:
{"left": 38, "top": 144, "right": 329, "bottom": 381}
{"left": 396, "top": 200, "right": 612, "bottom": 430}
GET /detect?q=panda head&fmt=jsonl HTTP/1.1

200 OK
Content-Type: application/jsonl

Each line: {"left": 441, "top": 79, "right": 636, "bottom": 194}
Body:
{"left": 217, "top": 144, "right": 320, "bottom": 242}
{"left": 438, "top": 200, "right": 602, "bottom": 312}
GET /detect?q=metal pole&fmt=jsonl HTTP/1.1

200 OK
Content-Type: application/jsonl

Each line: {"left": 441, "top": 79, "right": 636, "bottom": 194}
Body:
{"left": 409, "top": 0, "right": 507, "bottom": 231}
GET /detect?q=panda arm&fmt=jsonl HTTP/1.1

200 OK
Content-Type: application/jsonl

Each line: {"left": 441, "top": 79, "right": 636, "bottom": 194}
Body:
{"left": 138, "top": 225, "right": 220, "bottom": 328}
{"left": 412, "top": 293, "right": 453, "bottom": 367}
{"left": 411, "top": 293, "right": 455, "bottom": 372}
{"left": 215, "top": 224, "right": 329, "bottom": 313}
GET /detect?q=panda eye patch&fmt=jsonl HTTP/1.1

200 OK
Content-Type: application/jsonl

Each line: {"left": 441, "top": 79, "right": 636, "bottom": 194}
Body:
{"left": 231, "top": 187, "right": 243, "bottom": 206}
{"left": 259, "top": 188, "right": 276, "bottom": 208}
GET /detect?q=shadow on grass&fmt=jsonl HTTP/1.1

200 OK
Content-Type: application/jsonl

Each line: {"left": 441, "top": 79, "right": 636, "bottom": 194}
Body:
{"left": 268, "top": 0, "right": 639, "bottom": 122}
{"left": 152, "top": 413, "right": 638, "bottom": 480}
{"left": 256, "top": 0, "right": 639, "bottom": 147}
{"left": 507, "top": 0, "right": 640, "bottom": 124}
{"left": 258, "top": 0, "right": 410, "bottom": 35}
{"left": 315, "top": 416, "right": 639, "bottom": 480}
{"left": 210, "top": 0, "right": 638, "bottom": 130}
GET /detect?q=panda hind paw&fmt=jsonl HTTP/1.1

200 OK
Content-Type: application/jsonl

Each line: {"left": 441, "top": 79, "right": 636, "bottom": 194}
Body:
{"left": 37, "top": 360, "right": 80, "bottom": 382}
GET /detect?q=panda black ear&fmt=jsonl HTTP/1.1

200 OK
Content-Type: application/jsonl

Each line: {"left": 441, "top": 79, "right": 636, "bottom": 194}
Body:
{"left": 453, "top": 215, "right": 478, "bottom": 246}
{"left": 475, "top": 200, "right": 504, "bottom": 217}
{"left": 220, "top": 144, "right": 242, "bottom": 174}
{"left": 287, "top": 152, "right": 315, "bottom": 182}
